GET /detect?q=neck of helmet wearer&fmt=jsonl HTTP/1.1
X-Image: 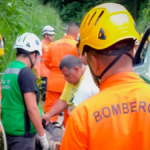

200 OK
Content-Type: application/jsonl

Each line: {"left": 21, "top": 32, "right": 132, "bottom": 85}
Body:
{"left": 100, "top": 52, "right": 133, "bottom": 84}
{"left": 85, "top": 41, "right": 134, "bottom": 85}
{"left": 66, "top": 32, "right": 78, "bottom": 41}
{"left": 16, "top": 52, "right": 37, "bottom": 68}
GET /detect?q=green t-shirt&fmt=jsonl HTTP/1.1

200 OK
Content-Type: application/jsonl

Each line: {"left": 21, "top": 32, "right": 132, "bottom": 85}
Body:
{"left": 1, "top": 60, "right": 42, "bottom": 136}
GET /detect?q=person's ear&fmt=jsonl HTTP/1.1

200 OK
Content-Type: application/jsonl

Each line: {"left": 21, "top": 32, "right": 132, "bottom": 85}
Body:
{"left": 74, "top": 32, "right": 78, "bottom": 40}
{"left": 73, "top": 66, "right": 80, "bottom": 73}
{"left": 90, "top": 54, "right": 99, "bottom": 73}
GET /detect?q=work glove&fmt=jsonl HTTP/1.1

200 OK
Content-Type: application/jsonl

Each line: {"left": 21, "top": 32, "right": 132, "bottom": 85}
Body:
{"left": 39, "top": 133, "right": 50, "bottom": 150}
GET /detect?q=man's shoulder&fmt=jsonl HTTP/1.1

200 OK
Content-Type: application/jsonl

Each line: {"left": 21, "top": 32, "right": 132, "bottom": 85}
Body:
{"left": 53, "top": 38, "right": 77, "bottom": 46}
{"left": 73, "top": 81, "right": 150, "bottom": 110}
{"left": 19, "top": 67, "right": 35, "bottom": 78}
{"left": 138, "top": 82, "right": 150, "bottom": 98}
{"left": 18, "top": 67, "right": 37, "bottom": 92}
{"left": 71, "top": 81, "right": 150, "bottom": 125}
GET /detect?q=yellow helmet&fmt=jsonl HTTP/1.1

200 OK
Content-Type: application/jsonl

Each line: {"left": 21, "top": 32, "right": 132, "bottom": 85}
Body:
{"left": 0, "top": 34, "right": 4, "bottom": 55}
{"left": 79, "top": 3, "right": 140, "bottom": 54}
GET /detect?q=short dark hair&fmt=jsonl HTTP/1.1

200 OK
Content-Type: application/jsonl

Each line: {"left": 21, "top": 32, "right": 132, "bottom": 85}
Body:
{"left": 66, "top": 21, "right": 79, "bottom": 36}
{"left": 67, "top": 21, "right": 79, "bottom": 27}
{"left": 16, "top": 48, "right": 38, "bottom": 57}
{"left": 59, "top": 55, "right": 82, "bottom": 70}
{"left": 16, "top": 48, "right": 27, "bottom": 57}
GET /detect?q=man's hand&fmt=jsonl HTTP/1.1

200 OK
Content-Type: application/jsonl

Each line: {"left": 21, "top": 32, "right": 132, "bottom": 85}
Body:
{"left": 39, "top": 133, "right": 49, "bottom": 150}
{"left": 42, "top": 99, "right": 68, "bottom": 126}
{"left": 42, "top": 113, "right": 51, "bottom": 126}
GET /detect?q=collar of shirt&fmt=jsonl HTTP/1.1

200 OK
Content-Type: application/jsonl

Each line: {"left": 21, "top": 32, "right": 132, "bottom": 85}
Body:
{"left": 63, "top": 35, "right": 75, "bottom": 40}
{"left": 100, "top": 72, "right": 145, "bottom": 91}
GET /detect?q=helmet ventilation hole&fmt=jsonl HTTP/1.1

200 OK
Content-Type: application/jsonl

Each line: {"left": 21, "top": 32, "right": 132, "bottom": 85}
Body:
{"left": 88, "top": 11, "right": 97, "bottom": 26}
{"left": 95, "top": 10, "right": 104, "bottom": 26}
{"left": 83, "top": 14, "right": 90, "bottom": 28}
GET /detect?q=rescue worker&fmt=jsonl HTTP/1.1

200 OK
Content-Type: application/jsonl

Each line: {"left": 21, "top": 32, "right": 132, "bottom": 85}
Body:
{"left": 43, "top": 55, "right": 99, "bottom": 126}
{"left": 60, "top": 3, "right": 150, "bottom": 150}
{"left": 34, "top": 25, "right": 55, "bottom": 101}
{"left": 44, "top": 21, "right": 79, "bottom": 125}
{"left": 1, "top": 33, "right": 49, "bottom": 150}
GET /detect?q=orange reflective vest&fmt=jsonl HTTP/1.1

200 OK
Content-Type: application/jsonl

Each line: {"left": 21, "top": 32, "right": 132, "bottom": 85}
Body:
{"left": 61, "top": 72, "right": 150, "bottom": 150}
{"left": 34, "top": 39, "right": 51, "bottom": 78}
{"left": 45, "top": 35, "right": 78, "bottom": 92}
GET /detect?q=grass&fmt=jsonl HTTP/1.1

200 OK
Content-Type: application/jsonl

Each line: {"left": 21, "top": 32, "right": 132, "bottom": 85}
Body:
{"left": 0, "top": 0, "right": 64, "bottom": 73}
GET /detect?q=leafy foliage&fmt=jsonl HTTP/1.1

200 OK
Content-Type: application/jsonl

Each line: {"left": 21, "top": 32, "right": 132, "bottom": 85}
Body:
{"left": 1, "top": 0, "right": 150, "bottom": 75}
{"left": 44, "top": 0, "right": 143, "bottom": 23}
{"left": 136, "top": 0, "right": 149, "bottom": 33}
{"left": 0, "top": 0, "right": 64, "bottom": 73}
{"left": 43, "top": 0, "right": 148, "bottom": 34}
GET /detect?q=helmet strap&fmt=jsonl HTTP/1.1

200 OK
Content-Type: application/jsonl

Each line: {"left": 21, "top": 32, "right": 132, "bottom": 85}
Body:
{"left": 86, "top": 47, "right": 133, "bottom": 85}
{"left": 98, "top": 54, "right": 122, "bottom": 80}
{"left": 27, "top": 52, "right": 39, "bottom": 69}
{"left": 87, "top": 63, "right": 101, "bottom": 85}
{"left": 32, "top": 52, "right": 39, "bottom": 68}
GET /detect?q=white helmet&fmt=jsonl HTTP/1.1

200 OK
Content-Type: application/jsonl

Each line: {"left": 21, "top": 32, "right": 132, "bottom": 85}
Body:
{"left": 42, "top": 25, "right": 55, "bottom": 35}
{"left": 13, "top": 32, "right": 42, "bottom": 55}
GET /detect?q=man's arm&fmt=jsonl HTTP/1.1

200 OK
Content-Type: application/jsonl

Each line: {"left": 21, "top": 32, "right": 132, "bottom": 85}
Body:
{"left": 34, "top": 55, "right": 41, "bottom": 79}
{"left": 24, "top": 92, "right": 44, "bottom": 136}
{"left": 18, "top": 68, "right": 45, "bottom": 136}
{"left": 60, "top": 114, "right": 88, "bottom": 150}
{"left": 42, "top": 99, "right": 68, "bottom": 125}
{"left": 43, "top": 81, "right": 70, "bottom": 125}
{"left": 18, "top": 68, "right": 49, "bottom": 149}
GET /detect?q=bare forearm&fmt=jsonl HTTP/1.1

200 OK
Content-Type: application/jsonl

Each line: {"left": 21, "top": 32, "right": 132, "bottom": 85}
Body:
{"left": 28, "top": 107, "right": 44, "bottom": 137}
{"left": 48, "top": 99, "right": 68, "bottom": 118}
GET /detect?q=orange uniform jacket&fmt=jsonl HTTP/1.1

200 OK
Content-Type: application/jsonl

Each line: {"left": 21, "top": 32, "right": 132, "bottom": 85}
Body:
{"left": 45, "top": 35, "right": 78, "bottom": 92}
{"left": 34, "top": 39, "right": 51, "bottom": 78}
{"left": 61, "top": 72, "right": 150, "bottom": 150}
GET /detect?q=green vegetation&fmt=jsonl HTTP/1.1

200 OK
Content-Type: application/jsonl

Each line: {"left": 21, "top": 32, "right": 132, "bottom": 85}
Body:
{"left": 1, "top": 0, "right": 150, "bottom": 73}
{"left": 0, "top": 0, "right": 64, "bottom": 73}
{"left": 44, "top": 0, "right": 149, "bottom": 33}
{"left": 137, "top": 0, "right": 150, "bottom": 33}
